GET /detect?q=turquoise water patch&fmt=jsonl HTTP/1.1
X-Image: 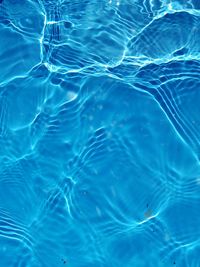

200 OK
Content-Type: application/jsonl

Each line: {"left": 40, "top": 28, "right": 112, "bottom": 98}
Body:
{"left": 0, "top": 0, "right": 200, "bottom": 266}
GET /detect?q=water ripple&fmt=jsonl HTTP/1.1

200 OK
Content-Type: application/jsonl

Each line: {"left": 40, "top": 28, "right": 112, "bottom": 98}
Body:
{"left": 1, "top": 0, "right": 200, "bottom": 266}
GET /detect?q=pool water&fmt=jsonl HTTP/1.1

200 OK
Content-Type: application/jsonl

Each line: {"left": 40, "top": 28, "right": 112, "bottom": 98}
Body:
{"left": 1, "top": 0, "right": 200, "bottom": 266}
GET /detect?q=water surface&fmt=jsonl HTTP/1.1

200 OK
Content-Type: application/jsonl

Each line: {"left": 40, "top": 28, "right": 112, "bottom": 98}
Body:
{"left": 0, "top": 0, "right": 200, "bottom": 266}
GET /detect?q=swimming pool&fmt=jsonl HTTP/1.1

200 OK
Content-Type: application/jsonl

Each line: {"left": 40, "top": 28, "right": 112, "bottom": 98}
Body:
{"left": 0, "top": 0, "right": 200, "bottom": 266}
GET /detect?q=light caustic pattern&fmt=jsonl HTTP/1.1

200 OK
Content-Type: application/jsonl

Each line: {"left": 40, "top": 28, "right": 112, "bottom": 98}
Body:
{"left": 0, "top": 0, "right": 200, "bottom": 266}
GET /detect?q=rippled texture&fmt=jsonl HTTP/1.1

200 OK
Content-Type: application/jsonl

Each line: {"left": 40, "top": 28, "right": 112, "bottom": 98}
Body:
{"left": 1, "top": 0, "right": 200, "bottom": 266}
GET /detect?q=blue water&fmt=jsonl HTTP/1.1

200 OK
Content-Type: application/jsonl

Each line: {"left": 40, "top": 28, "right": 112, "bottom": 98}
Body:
{"left": 1, "top": 0, "right": 200, "bottom": 266}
